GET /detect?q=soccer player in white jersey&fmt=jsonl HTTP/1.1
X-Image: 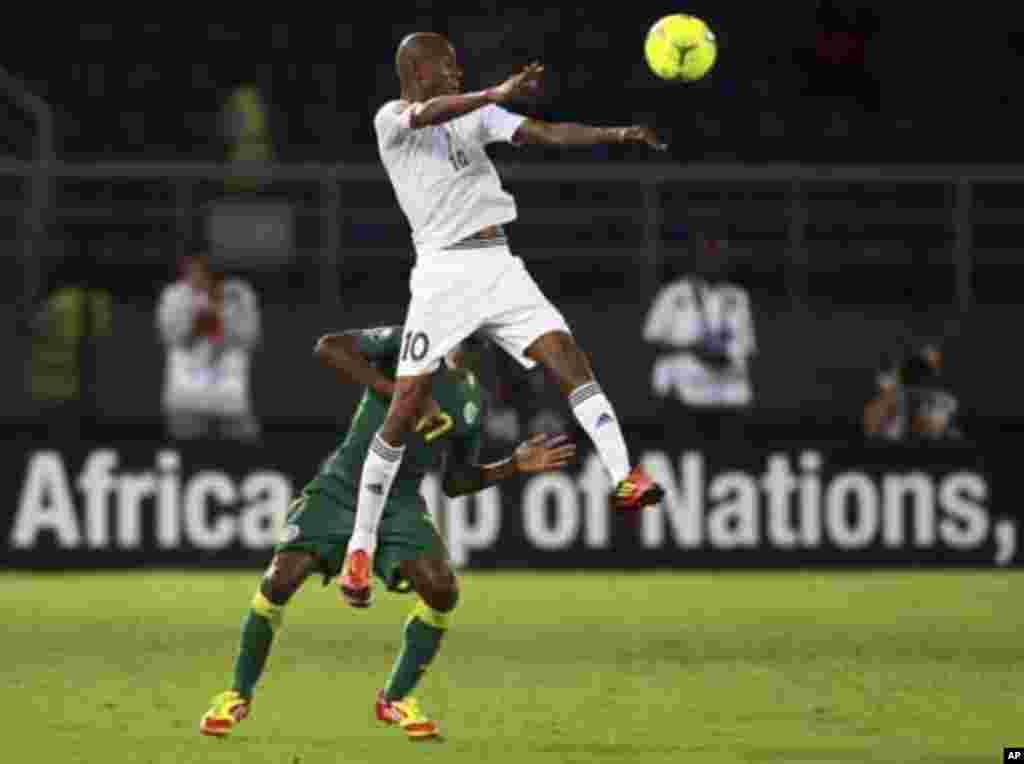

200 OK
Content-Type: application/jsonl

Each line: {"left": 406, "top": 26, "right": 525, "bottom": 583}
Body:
{"left": 340, "top": 32, "right": 667, "bottom": 605}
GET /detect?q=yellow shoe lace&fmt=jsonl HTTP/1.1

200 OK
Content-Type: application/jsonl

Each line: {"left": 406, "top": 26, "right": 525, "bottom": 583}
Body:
{"left": 394, "top": 697, "right": 428, "bottom": 725}
{"left": 210, "top": 691, "right": 245, "bottom": 714}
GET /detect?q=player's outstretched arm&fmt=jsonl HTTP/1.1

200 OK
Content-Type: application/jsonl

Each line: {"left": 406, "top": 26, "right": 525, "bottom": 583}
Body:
{"left": 408, "top": 62, "right": 545, "bottom": 129}
{"left": 313, "top": 333, "right": 396, "bottom": 397}
{"left": 513, "top": 119, "right": 667, "bottom": 150}
{"left": 314, "top": 331, "right": 445, "bottom": 428}
{"left": 441, "top": 434, "right": 576, "bottom": 498}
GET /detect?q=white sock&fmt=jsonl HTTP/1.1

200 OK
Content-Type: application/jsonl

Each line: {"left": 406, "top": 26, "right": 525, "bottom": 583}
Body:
{"left": 348, "top": 432, "right": 405, "bottom": 556}
{"left": 569, "top": 381, "right": 631, "bottom": 485}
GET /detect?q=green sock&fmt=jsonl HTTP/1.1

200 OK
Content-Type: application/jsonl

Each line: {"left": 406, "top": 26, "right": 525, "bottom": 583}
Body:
{"left": 232, "top": 592, "right": 284, "bottom": 699}
{"left": 383, "top": 606, "right": 448, "bottom": 702}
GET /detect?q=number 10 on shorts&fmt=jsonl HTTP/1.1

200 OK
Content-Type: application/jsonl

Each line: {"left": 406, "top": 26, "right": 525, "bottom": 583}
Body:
{"left": 402, "top": 331, "right": 430, "bottom": 362}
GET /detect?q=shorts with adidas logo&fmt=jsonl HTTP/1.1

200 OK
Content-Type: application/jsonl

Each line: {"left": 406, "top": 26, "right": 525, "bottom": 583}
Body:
{"left": 397, "top": 235, "right": 572, "bottom": 377}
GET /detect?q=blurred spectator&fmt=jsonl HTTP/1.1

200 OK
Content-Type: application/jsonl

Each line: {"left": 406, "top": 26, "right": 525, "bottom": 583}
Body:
{"left": 157, "top": 252, "right": 261, "bottom": 443}
{"left": 643, "top": 237, "right": 757, "bottom": 443}
{"left": 221, "top": 82, "right": 275, "bottom": 192}
{"left": 863, "top": 342, "right": 961, "bottom": 443}
{"left": 27, "top": 255, "right": 112, "bottom": 440}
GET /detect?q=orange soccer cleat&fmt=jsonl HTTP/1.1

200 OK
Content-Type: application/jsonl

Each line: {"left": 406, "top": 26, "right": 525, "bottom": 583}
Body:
{"left": 376, "top": 690, "right": 442, "bottom": 741}
{"left": 338, "top": 549, "right": 374, "bottom": 608}
{"left": 199, "top": 690, "right": 251, "bottom": 737}
{"left": 612, "top": 466, "right": 665, "bottom": 510}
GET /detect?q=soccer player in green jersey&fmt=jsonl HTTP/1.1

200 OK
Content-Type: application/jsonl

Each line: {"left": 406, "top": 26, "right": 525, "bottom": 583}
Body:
{"left": 200, "top": 326, "right": 575, "bottom": 740}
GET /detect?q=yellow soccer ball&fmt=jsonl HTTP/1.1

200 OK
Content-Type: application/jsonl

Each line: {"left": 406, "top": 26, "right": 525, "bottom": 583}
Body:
{"left": 644, "top": 14, "right": 718, "bottom": 82}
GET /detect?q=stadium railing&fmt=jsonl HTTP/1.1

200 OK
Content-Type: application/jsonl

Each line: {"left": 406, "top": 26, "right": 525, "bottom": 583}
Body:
{"left": 1, "top": 158, "right": 1020, "bottom": 311}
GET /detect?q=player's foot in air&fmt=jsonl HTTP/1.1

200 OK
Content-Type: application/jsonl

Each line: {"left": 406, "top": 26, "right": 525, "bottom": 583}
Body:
{"left": 376, "top": 690, "right": 442, "bottom": 740}
{"left": 199, "top": 690, "right": 251, "bottom": 737}
{"left": 338, "top": 549, "right": 373, "bottom": 608}
{"left": 612, "top": 466, "right": 665, "bottom": 510}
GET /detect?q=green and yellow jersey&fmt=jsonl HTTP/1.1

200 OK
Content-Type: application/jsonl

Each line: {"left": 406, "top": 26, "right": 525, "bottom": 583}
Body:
{"left": 304, "top": 326, "right": 484, "bottom": 507}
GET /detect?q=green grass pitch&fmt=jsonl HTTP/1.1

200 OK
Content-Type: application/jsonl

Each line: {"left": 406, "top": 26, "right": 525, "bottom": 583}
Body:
{"left": 1, "top": 569, "right": 1021, "bottom": 763}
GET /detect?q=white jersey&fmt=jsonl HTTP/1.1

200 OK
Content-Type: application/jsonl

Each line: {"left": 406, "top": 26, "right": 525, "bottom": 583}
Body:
{"left": 374, "top": 99, "right": 527, "bottom": 256}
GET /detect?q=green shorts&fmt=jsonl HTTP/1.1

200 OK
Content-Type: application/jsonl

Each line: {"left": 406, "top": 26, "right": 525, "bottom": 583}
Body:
{"left": 274, "top": 487, "right": 448, "bottom": 592}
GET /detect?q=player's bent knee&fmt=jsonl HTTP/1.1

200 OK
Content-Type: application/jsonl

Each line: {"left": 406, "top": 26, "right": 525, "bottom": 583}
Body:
{"left": 261, "top": 552, "right": 315, "bottom": 605}
{"left": 528, "top": 331, "right": 593, "bottom": 393}
{"left": 421, "top": 570, "right": 459, "bottom": 613}
{"left": 402, "top": 557, "right": 459, "bottom": 612}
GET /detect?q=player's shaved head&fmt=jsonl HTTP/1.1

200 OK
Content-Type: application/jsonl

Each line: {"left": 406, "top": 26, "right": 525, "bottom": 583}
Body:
{"left": 396, "top": 32, "right": 453, "bottom": 88}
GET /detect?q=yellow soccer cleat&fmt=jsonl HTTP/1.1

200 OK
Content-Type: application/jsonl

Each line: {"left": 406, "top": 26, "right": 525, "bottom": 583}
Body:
{"left": 375, "top": 690, "right": 441, "bottom": 740}
{"left": 199, "top": 690, "right": 251, "bottom": 737}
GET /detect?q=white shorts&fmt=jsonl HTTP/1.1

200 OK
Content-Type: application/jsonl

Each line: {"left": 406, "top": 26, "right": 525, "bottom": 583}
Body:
{"left": 397, "top": 240, "right": 571, "bottom": 377}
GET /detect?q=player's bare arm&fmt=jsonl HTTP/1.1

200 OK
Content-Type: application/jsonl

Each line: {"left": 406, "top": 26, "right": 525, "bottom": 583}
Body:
{"left": 313, "top": 333, "right": 396, "bottom": 397}
{"left": 404, "top": 93, "right": 493, "bottom": 129}
{"left": 513, "top": 119, "right": 667, "bottom": 150}
{"left": 314, "top": 332, "right": 446, "bottom": 432}
{"left": 441, "top": 433, "right": 576, "bottom": 498}
{"left": 497, "top": 62, "right": 664, "bottom": 149}
{"left": 397, "top": 31, "right": 541, "bottom": 128}
{"left": 405, "top": 62, "right": 545, "bottom": 128}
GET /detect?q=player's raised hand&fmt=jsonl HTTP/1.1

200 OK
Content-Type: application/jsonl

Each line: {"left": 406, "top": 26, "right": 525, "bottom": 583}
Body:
{"left": 514, "top": 433, "right": 576, "bottom": 473}
{"left": 622, "top": 125, "right": 668, "bottom": 151}
{"left": 489, "top": 62, "right": 545, "bottom": 103}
